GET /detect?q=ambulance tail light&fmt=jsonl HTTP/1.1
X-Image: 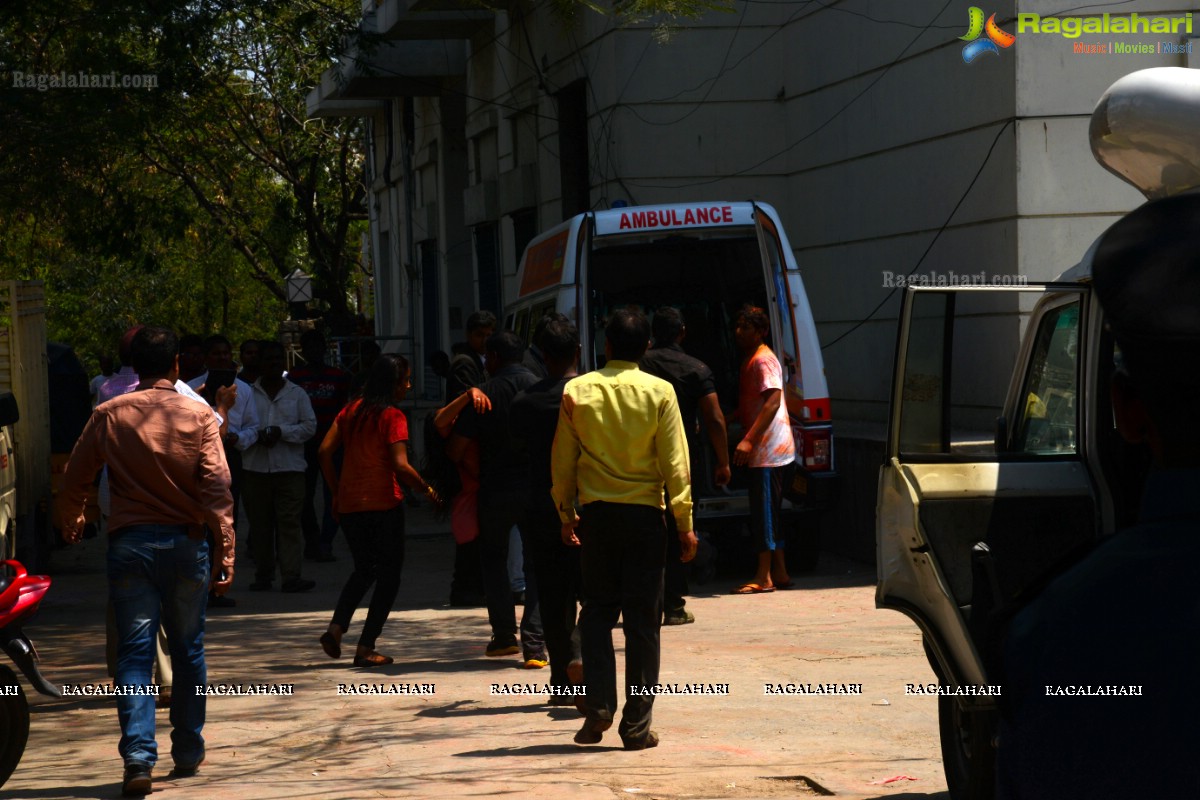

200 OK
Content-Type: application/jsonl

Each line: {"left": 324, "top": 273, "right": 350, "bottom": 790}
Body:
{"left": 803, "top": 427, "right": 832, "bottom": 471}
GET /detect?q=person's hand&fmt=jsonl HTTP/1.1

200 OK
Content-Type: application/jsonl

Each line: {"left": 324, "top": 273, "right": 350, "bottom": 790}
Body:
{"left": 468, "top": 387, "right": 492, "bottom": 414}
{"left": 732, "top": 439, "right": 753, "bottom": 466}
{"left": 58, "top": 511, "right": 86, "bottom": 544}
{"left": 211, "top": 563, "right": 234, "bottom": 595}
{"left": 260, "top": 426, "right": 281, "bottom": 447}
{"left": 714, "top": 463, "right": 731, "bottom": 486}
{"left": 424, "top": 485, "right": 445, "bottom": 513}
{"left": 679, "top": 530, "right": 698, "bottom": 563}
{"left": 214, "top": 383, "right": 237, "bottom": 416}
{"left": 561, "top": 519, "right": 580, "bottom": 547}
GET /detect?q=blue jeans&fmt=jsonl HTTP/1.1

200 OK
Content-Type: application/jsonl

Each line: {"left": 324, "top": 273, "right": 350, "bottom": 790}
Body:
{"left": 108, "top": 525, "right": 210, "bottom": 769}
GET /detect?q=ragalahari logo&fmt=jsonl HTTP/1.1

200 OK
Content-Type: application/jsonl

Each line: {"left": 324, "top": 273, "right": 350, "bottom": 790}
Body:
{"left": 960, "top": 7, "right": 1016, "bottom": 63}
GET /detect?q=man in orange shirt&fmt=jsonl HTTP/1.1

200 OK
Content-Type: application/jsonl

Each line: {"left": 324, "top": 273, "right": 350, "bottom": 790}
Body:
{"left": 57, "top": 326, "right": 234, "bottom": 797}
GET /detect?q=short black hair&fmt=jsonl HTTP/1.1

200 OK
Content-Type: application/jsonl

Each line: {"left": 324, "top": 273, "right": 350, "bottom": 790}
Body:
{"left": 467, "top": 310, "right": 497, "bottom": 333}
{"left": 651, "top": 307, "right": 684, "bottom": 346}
{"left": 259, "top": 340, "right": 286, "bottom": 359}
{"left": 486, "top": 330, "right": 525, "bottom": 365}
{"left": 131, "top": 327, "right": 178, "bottom": 378}
{"left": 179, "top": 333, "right": 204, "bottom": 353}
{"left": 540, "top": 317, "right": 579, "bottom": 362}
{"left": 533, "top": 312, "right": 570, "bottom": 349}
{"left": 239, "top": 339, "right": 261, "bottom": 355}
{"left": 607, "top": 308, "right": 651, "bottom": 362}
{"left": 203, "top": 334, "right": 231, "bottom": 353}
{"left": 736, "top": 305, "right": 770, "bottom": 336}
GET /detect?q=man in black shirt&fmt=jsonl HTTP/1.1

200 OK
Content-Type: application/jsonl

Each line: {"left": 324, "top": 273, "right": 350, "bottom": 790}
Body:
{"left": 511, "top": 317, "right": 582, "bottom": 695}
{"left": 448, "top": 331, "right": 542, "bottom": 661}
{"left": 640, "top": 307, "right": 730, "bottom": 624}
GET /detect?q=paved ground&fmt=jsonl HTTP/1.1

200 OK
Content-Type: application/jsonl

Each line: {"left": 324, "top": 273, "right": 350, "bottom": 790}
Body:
{"left": 6, "top": 506, "right": 950, "bottom": 799}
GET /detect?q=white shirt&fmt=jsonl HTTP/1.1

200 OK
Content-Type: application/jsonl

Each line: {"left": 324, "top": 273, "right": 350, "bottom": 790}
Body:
{"left": 187, "top": 372, "right": 259, "bottom": 450}
{"left": 241, "top": 379, "right": 316, "bottom": 474}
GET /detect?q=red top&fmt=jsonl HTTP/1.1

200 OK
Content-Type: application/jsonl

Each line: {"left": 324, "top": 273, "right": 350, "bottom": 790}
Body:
{"left": 335, "top": 400, "right": 409, "bottom": 513}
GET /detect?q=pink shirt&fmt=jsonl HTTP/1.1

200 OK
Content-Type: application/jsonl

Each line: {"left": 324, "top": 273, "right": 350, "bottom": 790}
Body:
{"left": 738, "top": 345, "right": 796, "bottom": 469}
{"left": 61, "top": 380, "right": 235, "bottom": 570}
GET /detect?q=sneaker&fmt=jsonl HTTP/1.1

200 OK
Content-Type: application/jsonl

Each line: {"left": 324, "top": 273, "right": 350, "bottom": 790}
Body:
{"left": 281, "top": 578, "right": 316, "bottom": 593}
{"left": 485, "top": 638, "right": 520, "bottom": 657}
{"left": 663, "top": 609, "right": 695, "bottom": 626}
{"left": 122, "top": 764, "right": 152, "bottom": 796}
{"left": 522, "top": 653, "right": 549, "bottom": 669}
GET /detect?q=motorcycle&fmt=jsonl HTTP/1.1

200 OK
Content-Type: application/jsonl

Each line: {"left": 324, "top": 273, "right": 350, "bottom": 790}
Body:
{"left": 0, "top": 559, "right": 60, "bottom": 788}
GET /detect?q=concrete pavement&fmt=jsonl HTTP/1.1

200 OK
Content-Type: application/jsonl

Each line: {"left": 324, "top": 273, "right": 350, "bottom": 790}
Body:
{"left": 6, "top": 506, "right": 949, "bottom": 799}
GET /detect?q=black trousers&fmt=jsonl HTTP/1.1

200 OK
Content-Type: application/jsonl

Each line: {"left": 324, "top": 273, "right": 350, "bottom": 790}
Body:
{"left": 525, "top": 502, "right": 581, "bottom": 688}
{"left": 478, "top": 490, "right": 541, "bottom": 650}
{"left": 331, "top": 506, "right": 406, "bottom": 650}
{"left": 578, "top": 501, "right": 665, "bottom": 744}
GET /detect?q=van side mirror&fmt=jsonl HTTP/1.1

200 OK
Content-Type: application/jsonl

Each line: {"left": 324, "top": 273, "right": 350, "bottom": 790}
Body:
{"left": 993, "top": 415, "right": 1008, "bottom": 454}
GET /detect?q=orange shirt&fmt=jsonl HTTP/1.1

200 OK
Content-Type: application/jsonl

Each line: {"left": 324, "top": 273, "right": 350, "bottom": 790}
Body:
{"left": 335, "top": 400, "right": 409, "bottom": 513}
{"left": 60, "top": 380, "right": 235, "bottom": 569}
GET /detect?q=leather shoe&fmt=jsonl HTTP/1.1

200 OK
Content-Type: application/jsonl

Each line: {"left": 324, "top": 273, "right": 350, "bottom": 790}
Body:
{"left": 122, "top": 764, "right": 152, "bottom": 796}
{"left": 172, "top": 752, "right": 204, "bottom": 778}
{"left": 281, "top": 578, "right": 316, "bottom": 593}
{"left": 622, "top": 730, "right": 660, "bottom": 751}
{"left": 574, "top": 718, "right": 611, "bottom": 745}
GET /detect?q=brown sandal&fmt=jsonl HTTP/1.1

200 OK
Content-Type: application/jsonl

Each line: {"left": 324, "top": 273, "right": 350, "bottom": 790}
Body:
{"left": 319, "top": 631, "right": 341, "bottom": 659}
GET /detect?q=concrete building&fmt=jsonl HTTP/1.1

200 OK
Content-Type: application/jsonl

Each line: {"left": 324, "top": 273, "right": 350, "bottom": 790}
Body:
{"left": 309, "top": 0, "right": 1196, "bottom": 558}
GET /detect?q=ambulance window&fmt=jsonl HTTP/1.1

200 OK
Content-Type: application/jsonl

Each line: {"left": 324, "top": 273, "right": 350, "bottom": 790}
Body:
{"left": 513, "top": 308, "right": 530, "bottom": 344}
{"left": 1013, "top": 300, "right": 1079, "bottom": 455}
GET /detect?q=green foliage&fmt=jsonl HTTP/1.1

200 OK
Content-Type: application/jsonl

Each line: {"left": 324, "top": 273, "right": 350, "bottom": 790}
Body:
{"left": 0, "top": 0, "right": 369, "bottom": 362}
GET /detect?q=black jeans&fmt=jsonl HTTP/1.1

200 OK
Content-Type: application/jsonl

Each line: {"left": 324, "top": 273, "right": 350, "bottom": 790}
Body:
{"left": 525, "top": 503, "right": 581, "bottom": 687}
{"left": 578, "top": 501, "right": 665, "bottom": 745}
{"left": 478, "top": 489, "right": 542, "bottom": 653}
{"left": 331, "top": 506, "right": 406, "bottom": 650}
{"left": 302, "top": 440, "right": 339, "bottom": 556}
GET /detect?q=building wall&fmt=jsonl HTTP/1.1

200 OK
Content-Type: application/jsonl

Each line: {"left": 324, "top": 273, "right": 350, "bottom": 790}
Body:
{"left": 339, "top": 0, "right": 1198, "bottom": 558}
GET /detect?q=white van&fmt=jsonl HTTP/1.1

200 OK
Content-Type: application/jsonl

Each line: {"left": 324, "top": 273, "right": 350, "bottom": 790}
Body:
{"left": 506, "top": 201, "right": 837, "bottom": 568}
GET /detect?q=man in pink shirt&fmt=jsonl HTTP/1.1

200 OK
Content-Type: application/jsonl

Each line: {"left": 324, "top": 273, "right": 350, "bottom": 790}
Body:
{"left": 57, "top": 326, "right": 235, "bottom": 797}
{"left": 731, "top": 305, "right": 796, "bottom": 594}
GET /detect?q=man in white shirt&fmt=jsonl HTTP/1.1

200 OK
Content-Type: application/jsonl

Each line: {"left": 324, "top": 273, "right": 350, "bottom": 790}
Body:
{"left": 242, "top": 341, "right": 317, "bottom": 593}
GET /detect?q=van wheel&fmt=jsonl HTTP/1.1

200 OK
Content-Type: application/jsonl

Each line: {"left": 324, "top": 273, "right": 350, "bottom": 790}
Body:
{"left": 938, "top": 692, "right": 996, "bottom": 800}
{"left": 784, "top": 512, "right": 820, "bottom": 573}
{"left": 0, "top": 664, "right": 29, "bottom": 788}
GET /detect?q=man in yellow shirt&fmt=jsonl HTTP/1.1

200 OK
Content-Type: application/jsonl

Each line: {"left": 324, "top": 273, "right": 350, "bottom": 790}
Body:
{"left": 551, "top": 308, "right": 698, "bottom": 751}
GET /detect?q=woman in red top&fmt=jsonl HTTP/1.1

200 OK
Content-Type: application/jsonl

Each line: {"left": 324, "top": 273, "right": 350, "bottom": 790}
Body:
{"left": 317, "top": 354, "right": 440, "bottom": 667}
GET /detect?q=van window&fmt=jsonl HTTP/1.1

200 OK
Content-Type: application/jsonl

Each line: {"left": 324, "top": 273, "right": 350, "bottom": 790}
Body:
{"left": 586, "top": 232, "right": 768, "bottom": 409}
{"left": 1012, "top": 300, "right": 1079, "bottom": 454}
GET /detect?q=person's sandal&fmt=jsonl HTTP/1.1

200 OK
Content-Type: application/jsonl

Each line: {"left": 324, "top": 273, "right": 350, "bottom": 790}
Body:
{"left": 319, "top": 632, "right": 341, "bottom": 659}
{"left": 353, "top": 650, "right": 394, "bottom": 668}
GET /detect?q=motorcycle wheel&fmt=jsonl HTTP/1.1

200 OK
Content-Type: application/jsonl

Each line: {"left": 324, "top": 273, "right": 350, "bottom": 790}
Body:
{"left": 0, "top": 663, "right": 29, "bottom": 788}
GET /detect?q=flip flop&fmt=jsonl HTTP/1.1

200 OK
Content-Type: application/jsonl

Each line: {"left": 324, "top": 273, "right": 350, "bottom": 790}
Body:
{"left": 732, "top": 583, "right": 775, "bottom": 594}
{"left": 775, "top": 580, "right": 796, "bottom": 590}
{"left": 319, "top": 631, "right": 341, "bottom": 659}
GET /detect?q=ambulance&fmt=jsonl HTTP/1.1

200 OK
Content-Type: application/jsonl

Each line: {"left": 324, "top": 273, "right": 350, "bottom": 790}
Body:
{"left": 506, "top": 200, "right": 837, "bottom": 569}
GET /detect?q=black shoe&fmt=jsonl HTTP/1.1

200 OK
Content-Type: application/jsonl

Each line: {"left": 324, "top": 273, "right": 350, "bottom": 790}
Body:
{"left": 622, "top": 730, "right": 660, "bottom": 751}
{"left": 313, "top": 552, "right": 337, "bottom": 563}
{"left": 574, "top": 718, "right": 611, "bottom": 745}
{"left": 172, "top": 751, "right": 204, "bottom": 778}
{"left": 248, "top": 581, "right": 272, "bottom": 592}
{"left": 208, "top": 594, "right": 237, "bottom": 609}
{"left": 122, "top": 764, "right": 152, "bottom": 796}
{"left": 485, "top": 637, "right": 519, "bottom": 657}
{"left": 281, "top": 578, "right": 316, "bottom": 593}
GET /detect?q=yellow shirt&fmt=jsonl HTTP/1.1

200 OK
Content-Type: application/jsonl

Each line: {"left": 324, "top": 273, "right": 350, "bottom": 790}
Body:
{"left": 550, "top": 360, "right": 693, "bottom": 531}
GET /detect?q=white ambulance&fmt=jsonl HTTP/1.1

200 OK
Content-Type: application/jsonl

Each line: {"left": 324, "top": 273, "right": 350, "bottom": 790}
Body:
{"left": 506, "top": 200, "right": 836, "bottom": 569}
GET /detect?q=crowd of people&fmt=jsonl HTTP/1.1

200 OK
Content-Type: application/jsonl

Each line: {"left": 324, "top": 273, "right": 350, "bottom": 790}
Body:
{"left": 56, "top": 304, "right": 801, "bottom": 795}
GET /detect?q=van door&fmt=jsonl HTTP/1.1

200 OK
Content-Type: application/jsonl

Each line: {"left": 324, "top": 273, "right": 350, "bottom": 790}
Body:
{"left": 877, "top": 284, "right": 1099, "bottom": 689}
